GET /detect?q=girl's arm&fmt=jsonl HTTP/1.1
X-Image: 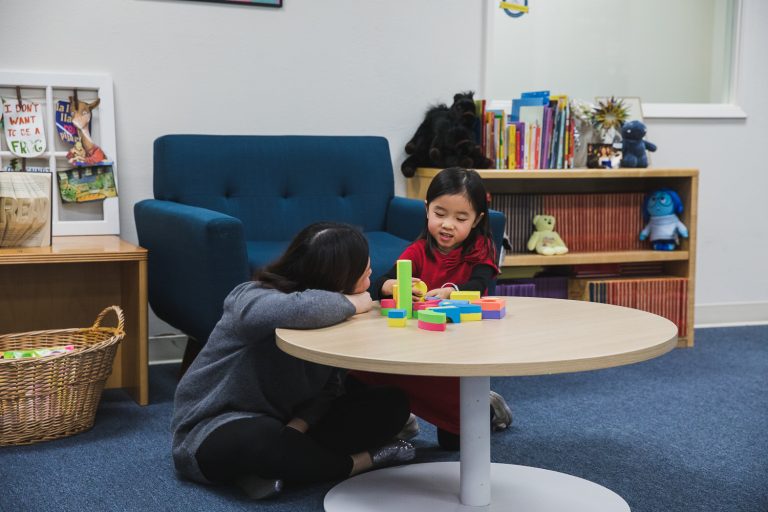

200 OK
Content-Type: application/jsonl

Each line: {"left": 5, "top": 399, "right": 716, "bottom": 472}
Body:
{"left": 426, "top": 264, "right": 497, "bottom": 298}
{"left": 370, "top": 264, "right": 398, "bottom": 300}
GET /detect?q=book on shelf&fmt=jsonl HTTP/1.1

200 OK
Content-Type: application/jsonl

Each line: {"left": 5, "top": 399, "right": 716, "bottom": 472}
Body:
{"left": 568, "top": 276, "right": 688, "bottom": 337}
{"left": 0, "top": 171, "right": 52, "bottom": 248}
{"left": 490, "top": 192, "right": 647, "bottom": 253}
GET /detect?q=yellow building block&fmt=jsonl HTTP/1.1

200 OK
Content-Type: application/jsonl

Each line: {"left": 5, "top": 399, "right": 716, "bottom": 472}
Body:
{"left": 460, "top": 312, "right": 482, "bottom": 322}
{"left": 450, "top": 290, "right": 481, "bottom": 301}
{"left": 387, "top": 317, "right": 407, "bottom": 328}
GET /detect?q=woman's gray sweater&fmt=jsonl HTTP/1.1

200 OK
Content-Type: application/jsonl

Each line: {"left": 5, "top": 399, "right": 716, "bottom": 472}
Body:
{"left": 171, "top": 281, "right": 356, "bottom": 483}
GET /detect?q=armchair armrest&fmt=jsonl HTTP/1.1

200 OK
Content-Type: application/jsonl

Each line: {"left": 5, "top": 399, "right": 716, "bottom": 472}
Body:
{"left": 134, "top": 199, "right": 249, "bottom": 344}
{"left": 385, "top": 196, "right": 426, "bottom": 242}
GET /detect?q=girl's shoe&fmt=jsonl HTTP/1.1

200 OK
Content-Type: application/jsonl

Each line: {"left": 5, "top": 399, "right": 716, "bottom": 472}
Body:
{"left": 370, "top": 439, "right": 415, "bottom": 468}
{"left": 490, "top": 391, "right": 512, "bottom": 431}
{"left": 396, "top": 413, "right": 420, "bottom": 440}
{"left": 235, "top": 474, "right": 283, "bottom": 500}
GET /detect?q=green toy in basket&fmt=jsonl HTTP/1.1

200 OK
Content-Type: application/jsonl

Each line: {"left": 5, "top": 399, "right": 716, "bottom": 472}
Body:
{"left": 2, "top": 345, "right": 75, "bottom": 359}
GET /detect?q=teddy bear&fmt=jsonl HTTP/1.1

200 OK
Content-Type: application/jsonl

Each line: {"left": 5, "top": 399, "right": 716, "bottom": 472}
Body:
{"left": 527, "top": 215, "right": 569, "bottom": 255}
{"left": 620, "top": 120, "right": 657, "bottom": 168}
{"left": 639, "top": 188, "right": 688, "bottom": 250}
{"left": 401, "top": 91, "right": 492, "bottom": 177}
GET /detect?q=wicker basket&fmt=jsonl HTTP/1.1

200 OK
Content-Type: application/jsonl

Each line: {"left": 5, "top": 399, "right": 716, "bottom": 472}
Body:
{"left": 0, "top": 306, "right": 125, "bottom": 447}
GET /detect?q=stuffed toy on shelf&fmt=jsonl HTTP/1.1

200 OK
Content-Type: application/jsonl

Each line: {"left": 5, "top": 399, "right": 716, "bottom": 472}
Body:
{"left": 527, "top": 215, "right": 568, "bottom": 255}
{"left": 640, "top": 189, "right": 688, "bottom": 250}
{"left": 620, "top": 120, "right": 657, "bottom": 168}
{"left": 400, "top": 91, "right": 492, "bottom": 177}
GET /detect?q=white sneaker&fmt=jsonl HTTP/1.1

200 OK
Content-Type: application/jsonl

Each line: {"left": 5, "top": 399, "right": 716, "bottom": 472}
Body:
{"left": 490, "top": 391, "right": 512, "bottom": 431}
{"left": 396, "top": 413, "right": 420, "bottom": 440}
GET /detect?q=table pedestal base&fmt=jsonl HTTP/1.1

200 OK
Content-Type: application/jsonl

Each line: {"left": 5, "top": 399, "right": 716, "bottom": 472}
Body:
{"left": 324, "top": 462, "right": 629, "bottom": 512}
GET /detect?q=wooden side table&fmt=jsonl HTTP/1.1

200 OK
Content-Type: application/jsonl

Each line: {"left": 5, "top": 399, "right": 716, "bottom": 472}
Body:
{"left": 0, "top": 236, "right": 149, "bottom": 405}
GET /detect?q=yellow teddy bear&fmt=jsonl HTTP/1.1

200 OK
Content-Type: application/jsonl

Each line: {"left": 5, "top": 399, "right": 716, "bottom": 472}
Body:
{"left": 526, "top": 215, "right": 569, "bottom": 255}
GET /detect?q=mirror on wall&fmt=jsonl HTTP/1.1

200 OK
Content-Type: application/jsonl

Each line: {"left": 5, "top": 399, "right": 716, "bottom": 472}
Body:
{"left": 484, "top": 0, "right": 743, "bottom": 117}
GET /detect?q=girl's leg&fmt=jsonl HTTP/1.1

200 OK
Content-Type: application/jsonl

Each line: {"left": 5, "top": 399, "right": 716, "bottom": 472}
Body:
{"left": 196, "top": 416, "right": 353, "bottom": 485}
{"left": 349, "top": 372, "right": 461, "bottom": 434}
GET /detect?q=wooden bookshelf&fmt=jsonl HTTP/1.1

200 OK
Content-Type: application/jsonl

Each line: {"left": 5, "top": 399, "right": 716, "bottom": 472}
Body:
{"left": 407, "top": 168, "right": 699, "bottom": 347}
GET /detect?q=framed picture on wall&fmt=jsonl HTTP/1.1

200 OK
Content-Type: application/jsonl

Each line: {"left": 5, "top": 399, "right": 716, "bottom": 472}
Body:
{"left": 187, "top": 0, "right": 282, "bottom": 6}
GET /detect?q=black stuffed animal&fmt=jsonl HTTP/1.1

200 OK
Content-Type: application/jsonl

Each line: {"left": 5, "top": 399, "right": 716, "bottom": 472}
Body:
{"left": 401, "top": 91, "right": 492, "bottom": 177}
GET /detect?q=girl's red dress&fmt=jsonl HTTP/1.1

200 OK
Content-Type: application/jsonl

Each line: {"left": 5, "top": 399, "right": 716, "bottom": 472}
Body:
{"left": 351, "top": 236, "right": 498, "bottom": 434}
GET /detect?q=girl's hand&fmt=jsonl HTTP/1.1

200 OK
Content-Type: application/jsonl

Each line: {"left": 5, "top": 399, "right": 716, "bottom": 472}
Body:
{"left": 381, "top": 278, "right": 424, "bottom": 299}
{"left": 345, "top": 291, "right": 373, "bottom": 314}
{"left": 426, "top": 287, "right": 453, "bottom": 300}
{"left": 286, "top": 417, "right": 309, "bottom": 433}
{"left": 381, "top": 279, "right": 398, "bottom": 297}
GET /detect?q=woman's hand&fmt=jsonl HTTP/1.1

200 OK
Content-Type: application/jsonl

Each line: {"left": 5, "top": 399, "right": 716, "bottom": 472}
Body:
{"left": 345, "top": 291, "right": 373, "bottom": 314}
{"left": 426, "top": 287, "right": 453, "bottom": 300}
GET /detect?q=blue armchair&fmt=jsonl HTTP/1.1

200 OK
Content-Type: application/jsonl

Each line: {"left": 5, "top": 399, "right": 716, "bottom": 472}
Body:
{"left": 134, "top": 135, "right": 505, "bottom": 347}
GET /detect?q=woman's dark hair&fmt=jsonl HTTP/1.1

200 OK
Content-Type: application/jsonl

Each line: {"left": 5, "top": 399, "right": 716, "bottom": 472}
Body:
{"left": 255, "top": 222, "right": 369, "bottom": 294}
{"left": 421, "top": 167, "right": 494, "bottom": 260}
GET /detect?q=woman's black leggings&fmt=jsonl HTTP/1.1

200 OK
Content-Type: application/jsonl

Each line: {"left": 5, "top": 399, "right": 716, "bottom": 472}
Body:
{"left": 195, "top": 386, "right": 409, "bottom": 484}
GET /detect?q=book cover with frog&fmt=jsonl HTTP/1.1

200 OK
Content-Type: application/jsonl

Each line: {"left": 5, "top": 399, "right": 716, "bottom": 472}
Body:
{"left": 57, "top": 164, "right": 117, "bottom": 203}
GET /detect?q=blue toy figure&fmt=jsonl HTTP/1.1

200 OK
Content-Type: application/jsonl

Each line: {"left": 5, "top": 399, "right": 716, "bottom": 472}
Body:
{"left": 640, "top": 189, "right": 688, "bottom": 250}
{"left": 620, "top": 120, "right": 657, "bottom": 168}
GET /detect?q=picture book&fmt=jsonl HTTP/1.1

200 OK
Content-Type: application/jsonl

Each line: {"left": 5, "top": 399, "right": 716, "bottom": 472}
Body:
{"left": 57, "top": 164, "right": 117, "bottom": 203}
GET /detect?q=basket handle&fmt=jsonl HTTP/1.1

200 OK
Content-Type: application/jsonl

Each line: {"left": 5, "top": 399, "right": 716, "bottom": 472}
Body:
{"left": 92, "top": 306, "right": 125, "bottom": 334}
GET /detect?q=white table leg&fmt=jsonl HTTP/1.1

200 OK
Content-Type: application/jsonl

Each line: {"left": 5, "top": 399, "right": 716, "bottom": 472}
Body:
{"left": 460, "top": 376, "right": 490, "bottom": 506}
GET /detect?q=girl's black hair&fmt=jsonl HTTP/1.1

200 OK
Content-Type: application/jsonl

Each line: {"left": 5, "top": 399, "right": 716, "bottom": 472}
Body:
{"left": 255, "top": 222, "right": 369, "bottom": 294}
{"left": 421, "top": 167, "right": 494, "bottom": 260}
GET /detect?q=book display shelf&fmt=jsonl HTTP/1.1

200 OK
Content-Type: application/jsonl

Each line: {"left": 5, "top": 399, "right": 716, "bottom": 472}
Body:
{"left": 407, "top": 167, "right": 698, "bottom": 347}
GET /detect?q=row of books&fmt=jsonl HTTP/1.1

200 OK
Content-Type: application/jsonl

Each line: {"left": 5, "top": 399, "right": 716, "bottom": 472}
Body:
{"left": 494, "top": 275, "right": 689, "bottom": 337}
{"left": 476, "top": 91, "right": 575, "bottom": 170}
{"left": 490, "top": 192, "right": 647, "bottom": 253}
{"left": 570, "top": 277, "right": 689, "bottom": 337}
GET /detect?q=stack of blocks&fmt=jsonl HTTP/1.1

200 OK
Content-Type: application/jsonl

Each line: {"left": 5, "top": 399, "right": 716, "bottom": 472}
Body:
{"left": 381, "top": 259, "right": 507, "bottom": 332}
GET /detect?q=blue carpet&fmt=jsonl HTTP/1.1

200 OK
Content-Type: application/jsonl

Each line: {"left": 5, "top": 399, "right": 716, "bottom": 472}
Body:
{"left": 1, "top": 326, "right": 766, "bottom": 511}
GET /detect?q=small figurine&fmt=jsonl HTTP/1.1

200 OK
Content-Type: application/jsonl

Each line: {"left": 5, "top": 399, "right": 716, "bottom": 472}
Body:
{"left": 527, "top": 215, "right": 569, "bottom": 255}
{"left": 640, "top": 189, "right": 688, "bottom": 250}
{"left": 620, "top": 120, "right": 657, "bottom": 168}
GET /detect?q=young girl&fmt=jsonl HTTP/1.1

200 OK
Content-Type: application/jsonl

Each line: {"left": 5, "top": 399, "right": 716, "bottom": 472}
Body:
{"left": 172, "top": 222, "right": 414, "bottom": 499}
{"left": 350, "top": 167, "right": 512, "bottom": 450}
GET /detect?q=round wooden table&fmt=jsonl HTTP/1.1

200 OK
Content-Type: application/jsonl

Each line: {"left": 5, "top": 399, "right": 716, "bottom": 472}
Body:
{"left": 276, "top": 297, "right": 678, "bottom": 512}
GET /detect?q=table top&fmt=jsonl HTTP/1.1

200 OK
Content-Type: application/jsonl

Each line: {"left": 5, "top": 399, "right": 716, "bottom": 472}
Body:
{"left": 276, "top": 297, "right": 678, "bottom": 377}
{"left": 0, "top": 236, "right": 146, "bottom": 264}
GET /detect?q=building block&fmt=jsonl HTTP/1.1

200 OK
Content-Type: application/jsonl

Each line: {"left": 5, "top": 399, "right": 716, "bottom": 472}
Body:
{"left": 438, "top": 299, "right": 470, "bottom": 307}
{"left": 424, "top": 299, "right": 443, "bottom": 307}
{"left": 388, "top": 317, "right": 407, "bottom": 328}
{"left": 380, "top": 298, "right": 396, "bottom": 316}
{"left": 472, "top": 298, "right": 506, "bottom": 311}
{"left": 387, "top": 309, "right": 407, "bottom": 319}
{"left": 418, "top": 320, "right": 446, "bottom": 331}
{"left": 482, "top": 308, "right": 507, "bottom": 319}
{"left": 450, "top": 290, "right": 481, "bottom": 301}
{"left": 396, "top": 260, "right": 412, "bottom": 319}
{"left": 456, "top": 304, "right": 482, "bottom": 315}
{"left": 413, "top": 302, "right": 430, "bottom": 311}
{"left": 428, "top": 306, "right": 461, "bottom": 323}
{"left": 413, "top": 280, "right": 428, "bottom": 301}
{"left": 392, "top": 283, "right": 399, "bottom": 308}
{"left": 460, "top": 312, "right": 482, "bottom": 322}
{"left": 417, "top": 310, "right": 447, "bottom": 324}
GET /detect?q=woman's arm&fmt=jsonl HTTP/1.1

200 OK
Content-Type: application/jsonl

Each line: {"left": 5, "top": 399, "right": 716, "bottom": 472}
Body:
{"left": 231, "top": 285, "right": 357, "bottom": 332}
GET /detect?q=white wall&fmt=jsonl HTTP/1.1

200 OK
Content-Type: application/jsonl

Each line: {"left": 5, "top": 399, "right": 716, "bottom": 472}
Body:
{"left": 1, "top": 0, "right": 766, "bottom": 337}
